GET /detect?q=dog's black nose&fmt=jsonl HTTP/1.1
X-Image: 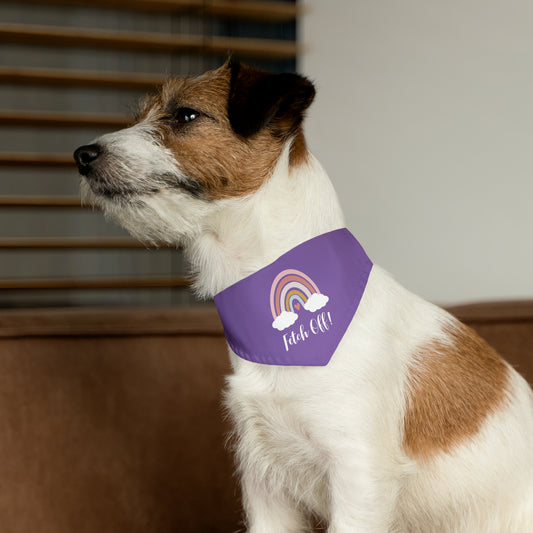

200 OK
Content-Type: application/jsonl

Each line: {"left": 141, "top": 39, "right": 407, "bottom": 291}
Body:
{"left": 74, "top": 144, "right": 101, "bottom": 175}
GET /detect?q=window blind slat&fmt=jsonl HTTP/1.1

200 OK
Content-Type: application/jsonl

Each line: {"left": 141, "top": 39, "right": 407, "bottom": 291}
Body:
{"left": 0, "top": 153, "right": 74, "bottom": 167}
{"left": 9, "top": 0, "right": 300, "bottom": 22}
{"left": 0, "top": 196, "right": 82, "bottom": 208}
{"left": 0, "top": 67, "right": 164, "bottom": 90}
{"left": 0, "top": 276, "right": 189, "bottom": 290}
{"left": 0, "top": 23, "right": 299, "bottom": 60}
{"left": 0, "top": 238, "right": 159, "bottom": 249}
{"left": 0, "top": 110, "right": 130, "bottom": 129}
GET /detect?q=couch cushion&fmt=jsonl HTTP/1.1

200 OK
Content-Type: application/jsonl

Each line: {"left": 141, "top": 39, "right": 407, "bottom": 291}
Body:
{"left": 0, "top": 307, "right": 239, "bottom": 533}
{"left": 449, "top": 300, "right": 533, "bottom": 385}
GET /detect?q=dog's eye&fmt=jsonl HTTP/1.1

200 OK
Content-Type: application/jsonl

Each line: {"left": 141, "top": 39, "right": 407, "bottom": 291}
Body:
{"left": 174, "top": 107, "right": 201, "bottom": 124}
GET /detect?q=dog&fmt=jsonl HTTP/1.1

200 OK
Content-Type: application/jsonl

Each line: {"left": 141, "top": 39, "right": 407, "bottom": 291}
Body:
{"left": 74, "top": 60, "right": 533, "bottom": 532}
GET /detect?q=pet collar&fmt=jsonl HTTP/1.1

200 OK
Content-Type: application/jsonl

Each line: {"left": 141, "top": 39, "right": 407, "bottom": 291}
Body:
{"left": 214, "top": 228, "right": 373, "bottom": 366}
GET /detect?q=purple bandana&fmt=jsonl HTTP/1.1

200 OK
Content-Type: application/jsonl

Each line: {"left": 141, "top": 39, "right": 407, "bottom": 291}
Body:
{"left": 214, "top": 228, "right": 373, "bottom": 366}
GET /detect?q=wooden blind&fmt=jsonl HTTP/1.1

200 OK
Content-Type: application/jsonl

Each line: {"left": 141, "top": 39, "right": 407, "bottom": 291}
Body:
{"left": 0, "top": 0, "right": 298, "bottom": 308}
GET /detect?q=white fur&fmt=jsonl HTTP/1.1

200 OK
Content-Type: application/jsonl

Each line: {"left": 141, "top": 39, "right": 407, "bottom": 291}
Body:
{"left": 81, "top": 117, "right": 533, "bottom": 533}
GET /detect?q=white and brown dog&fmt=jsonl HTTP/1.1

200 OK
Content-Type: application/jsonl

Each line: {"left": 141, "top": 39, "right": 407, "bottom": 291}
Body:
{"left": 74, "top": 61, "right": 533, "bottom": 532}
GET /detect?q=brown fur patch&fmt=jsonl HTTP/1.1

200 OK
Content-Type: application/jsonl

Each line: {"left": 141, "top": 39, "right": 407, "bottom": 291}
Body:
{"left": 403, "top": 322, "right": 510, "bottom": 459}
{"left": 163, "top": 67, "right": 285, "bottom": 199}
{"left": 138, "top": 64, "right": 310, "bottom": 200}
{"left": 289, "top": 126, "right": 310, "bottom": 167}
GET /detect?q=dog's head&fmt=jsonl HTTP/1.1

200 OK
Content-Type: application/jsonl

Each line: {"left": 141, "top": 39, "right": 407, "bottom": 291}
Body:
{"left": 74, "top": 60, "right": 315, "bottom": 244}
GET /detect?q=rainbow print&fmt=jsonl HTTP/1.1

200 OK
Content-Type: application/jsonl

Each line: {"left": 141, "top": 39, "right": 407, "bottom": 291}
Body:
{"left": 270, "top": 269, "right": 320, "bottom": 318}
{"left": 270, "top": 269, "right": 329, "bottom": 331}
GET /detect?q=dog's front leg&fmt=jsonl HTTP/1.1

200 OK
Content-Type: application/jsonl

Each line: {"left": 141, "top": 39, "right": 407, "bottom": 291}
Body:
{"left": 241, "top": 472, "right": 308, "bottom": 533}
{"left": 325, "top": 443, "right": 399, "bottom": 533}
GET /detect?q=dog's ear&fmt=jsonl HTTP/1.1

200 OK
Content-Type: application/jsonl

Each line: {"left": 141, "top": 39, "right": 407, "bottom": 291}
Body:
{"left": 227, "top": 60, "right": 315, "bottom": 138}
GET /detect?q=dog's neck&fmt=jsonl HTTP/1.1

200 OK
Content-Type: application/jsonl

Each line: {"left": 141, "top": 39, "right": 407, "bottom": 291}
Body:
{"left": 185, "top": 143, "right": 346, "bottom": 299}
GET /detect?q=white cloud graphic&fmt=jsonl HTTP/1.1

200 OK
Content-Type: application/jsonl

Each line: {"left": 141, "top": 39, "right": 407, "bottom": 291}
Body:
{"left": 303, "top": 293, "right": 329, "bottom": 312}
{"left": 271, "top": 311, "right": 298, "bottom": 331}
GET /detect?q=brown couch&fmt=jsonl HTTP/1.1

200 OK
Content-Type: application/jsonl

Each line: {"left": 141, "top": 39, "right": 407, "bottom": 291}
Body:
{"left": 0, "top": 302, "right": 531, "bottom": 532}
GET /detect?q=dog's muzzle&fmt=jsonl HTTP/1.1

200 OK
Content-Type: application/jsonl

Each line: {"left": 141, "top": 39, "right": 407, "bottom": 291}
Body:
{"left": 73, "top": 144, "right": 101, "bottom": 176}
